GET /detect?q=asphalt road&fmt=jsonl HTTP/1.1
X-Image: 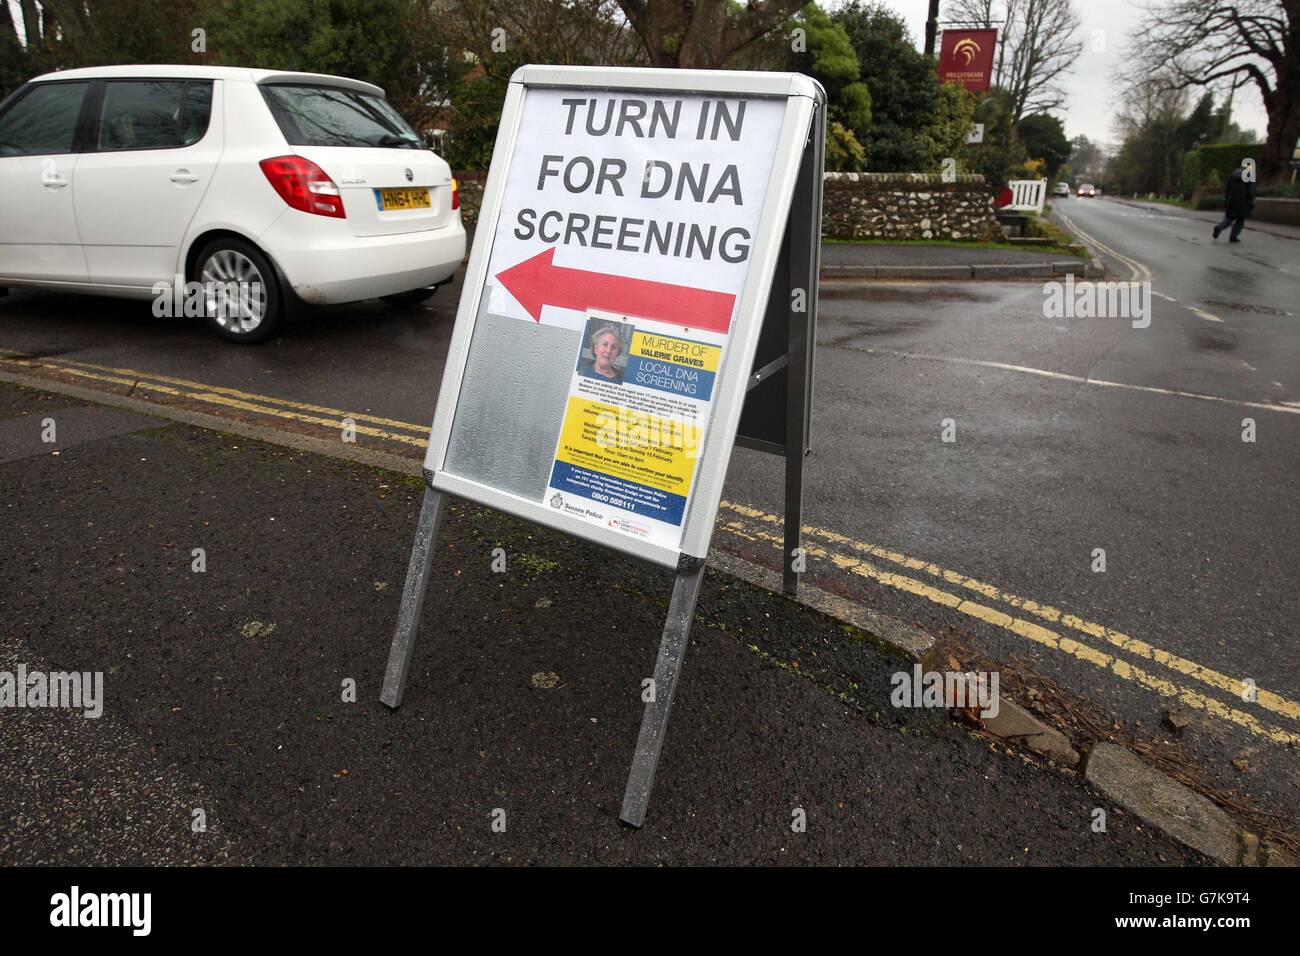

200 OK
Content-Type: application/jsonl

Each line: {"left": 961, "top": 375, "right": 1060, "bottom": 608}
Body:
{"left": 1, "top": 199, "right": 1296, "bottom": 825}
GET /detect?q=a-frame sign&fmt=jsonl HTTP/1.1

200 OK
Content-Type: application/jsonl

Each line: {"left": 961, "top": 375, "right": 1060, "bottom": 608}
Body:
{"left": 382, "top": 65, "right": 825, "bottom": 826}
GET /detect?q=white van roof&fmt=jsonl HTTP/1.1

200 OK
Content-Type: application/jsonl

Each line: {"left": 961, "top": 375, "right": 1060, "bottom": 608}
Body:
{"left": 27, "top": 65, "right": 384, "bottom": 98}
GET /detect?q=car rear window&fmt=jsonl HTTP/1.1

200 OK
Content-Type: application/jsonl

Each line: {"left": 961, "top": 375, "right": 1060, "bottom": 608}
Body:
{"left": 96, "top": 79, "right": 214, "bottom": 151}
{"left": 260, "top": 83, "right": 422, "bottom": 149}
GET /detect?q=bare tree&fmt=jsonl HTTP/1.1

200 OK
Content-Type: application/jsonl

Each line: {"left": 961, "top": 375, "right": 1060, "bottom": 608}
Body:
{"left": 1124, "top": 0, "right": 1298, "bottom": 183}
{"left": 945, "top": 0, "right": 1083, "bottom": 122}
{"left": 450, "top": 0, "right": 643, "bottom": 74}
{"left": 616, "top": 0, "right": 806, "bottom": 69}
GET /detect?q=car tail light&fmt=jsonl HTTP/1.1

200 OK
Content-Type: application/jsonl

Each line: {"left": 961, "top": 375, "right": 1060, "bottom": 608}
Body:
{"left": 259, "top": 155, "right": 345, "bottom": 218}
{"left": 450, "top": 177, "right": 460, "bottom": 211}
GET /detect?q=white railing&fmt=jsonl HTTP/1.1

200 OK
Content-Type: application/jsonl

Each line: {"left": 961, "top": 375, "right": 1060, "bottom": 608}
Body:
{"left": 1006, "top": 178, "right": 1047, "bottom": 214}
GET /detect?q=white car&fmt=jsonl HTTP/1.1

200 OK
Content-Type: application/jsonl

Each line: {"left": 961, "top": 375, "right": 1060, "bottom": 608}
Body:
{"left": 1052, "top": 182, "right": 1070, "bottom": 197}
{"left": 0, "top": 65, "right": 466, "bottom": 342}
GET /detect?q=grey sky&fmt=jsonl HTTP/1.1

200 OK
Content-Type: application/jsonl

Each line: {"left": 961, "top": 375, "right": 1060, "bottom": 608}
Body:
{"left": 8, "top": 0, "right": 1268, "bottom": 147}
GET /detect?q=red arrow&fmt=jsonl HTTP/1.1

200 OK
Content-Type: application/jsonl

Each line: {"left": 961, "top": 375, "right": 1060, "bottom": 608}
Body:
{"left": 496, "top": 247, "right": 736, "bottom": 333}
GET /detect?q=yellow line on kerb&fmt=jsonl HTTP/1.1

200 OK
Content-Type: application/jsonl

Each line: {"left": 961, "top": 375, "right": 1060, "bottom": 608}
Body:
{"left": 9, "top": 353, "right": 431, "bottom": 436}
{"left": 718, "top": 516, "right": 1299, "bottom": 746}
{"left": 720, "top": 500, "right": 1300, "bottom": 725}
{"left": 21, "top": 362, "right": 427, "bottom": 447}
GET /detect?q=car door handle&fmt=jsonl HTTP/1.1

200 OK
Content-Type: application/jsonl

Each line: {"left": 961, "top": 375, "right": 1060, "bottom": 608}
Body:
{"left": 171, "top": 170, "right": 201, "bottom": 184}
{"left": 42, "top": 175, "right": 69, "bottom": 189}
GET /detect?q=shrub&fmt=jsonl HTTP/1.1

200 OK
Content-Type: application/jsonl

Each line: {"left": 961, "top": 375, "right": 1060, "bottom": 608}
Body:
{"left": 1183, "top": 143, "right": 1259, "bottom": 194}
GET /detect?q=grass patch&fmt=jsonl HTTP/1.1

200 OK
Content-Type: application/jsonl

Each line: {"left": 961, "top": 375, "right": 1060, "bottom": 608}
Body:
{"left": 1028, "top": 215, "right": 1088, "bottom": 256}
{"left": 515, "top": 552, "right": 561, "bottom": 574}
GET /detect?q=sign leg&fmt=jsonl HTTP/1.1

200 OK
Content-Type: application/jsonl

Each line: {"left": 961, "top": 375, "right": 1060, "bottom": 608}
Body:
{"left": 380, "top": 487, "right": 447, "bottom": 709}
{"left": 781, "top": 94, "right": 824, "bottom": 597}
{"left": 619, "top": 557, "right": 706, "bottom": 827}
{"left": 782, "top": 450, "right": 805, "bottom": 596}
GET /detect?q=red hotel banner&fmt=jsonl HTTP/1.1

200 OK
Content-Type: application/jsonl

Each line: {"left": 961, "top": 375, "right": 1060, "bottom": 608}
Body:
{"left": 938, "top": 29, "right": 998, "bottom": 92}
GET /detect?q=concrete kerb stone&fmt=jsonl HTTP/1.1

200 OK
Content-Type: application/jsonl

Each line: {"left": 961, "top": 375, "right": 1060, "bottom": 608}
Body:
{"left": 819, "top": 261, "right": 1094, "bottom": 282}
{"left": 919, "top": 667, "right": 1080, "bottom": 766}
{"left": 820, "top": 265, "right": 878, "bottom": 280}
{"left": 871, "top": 264, "right": 974, "bottom": 279}
{"left": 1085, "top": 743, "right": 1256, "bottom": 866}
{"left": 979, "top": 697, "right": 1080, "bottom": 766}
{"left": 970, "top": 262, "right": 1054, "bottom": 279}
{"left": 708, "top": 548, "right": 933, "bottom": 662}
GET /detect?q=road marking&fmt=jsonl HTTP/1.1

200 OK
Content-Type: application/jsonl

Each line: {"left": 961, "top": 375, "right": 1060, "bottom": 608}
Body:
{"left": 31, "top": 355, "right": 430, "bottom": 435}
{"left": 719, "top": 500, "right": 1300, "bottom": 724}
{"left": 5, "top": 360, "right": 429, "bottom": 447}
{"left": 5, "top": 350, "right": 1295, "bottom": 741}
{"left": 717, "top": 514, "right": 1300, "bottom": 746}
{"left": 836, "top": 346, "right": 1300, "bottom": 416}
{"left": 1054, "top": 212, "right": 1245, "bottom": 330}
{"left": 1055, "top": 210, "right": 1153, "bottom": 282}
{"left": 0, "top": 353, "right": 431, "bottom": 442}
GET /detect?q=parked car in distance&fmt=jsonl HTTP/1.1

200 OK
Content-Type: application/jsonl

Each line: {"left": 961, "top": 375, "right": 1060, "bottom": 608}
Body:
{"left": 1077, "top": 183, "right": 1097, "bottom": 198}
{"left": 1053, "top": 182, "right": 1070, "bottom": 197}
{"left": 0, "top": 65, "right": 466, "bottom": 342}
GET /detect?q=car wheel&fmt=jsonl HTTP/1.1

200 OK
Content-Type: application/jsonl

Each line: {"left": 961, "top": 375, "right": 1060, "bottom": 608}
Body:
{"left": 194, "top": 238, "right": 283, "bottom": 344}
{"left": 380, "top": 286, "right": 439, "bottom": 309}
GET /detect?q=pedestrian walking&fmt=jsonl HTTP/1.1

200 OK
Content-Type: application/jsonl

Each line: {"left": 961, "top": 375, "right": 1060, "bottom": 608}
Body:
{"left": 1212, "top": 163, "right": 1256, "bottom": 243}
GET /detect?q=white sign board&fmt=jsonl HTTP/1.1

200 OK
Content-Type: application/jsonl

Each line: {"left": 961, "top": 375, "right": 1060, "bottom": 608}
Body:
{"left": 423, "top": 67, "right": 819, "bottom": 568}
{"left": 967, "top": 122, "right": 984, "bottom": 144}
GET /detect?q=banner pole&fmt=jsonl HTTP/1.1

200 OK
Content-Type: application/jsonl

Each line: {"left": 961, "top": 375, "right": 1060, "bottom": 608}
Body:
{"left": 380, "top": 486, "right": 446, "bottom": 709}
{"left": 619, "top": 556, "right": 707, "bottom": 827}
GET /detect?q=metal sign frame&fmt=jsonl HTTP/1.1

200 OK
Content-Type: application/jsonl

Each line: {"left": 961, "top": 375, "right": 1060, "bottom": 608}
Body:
{"left": 382, "top": 65, "right": 825, "bottom": 827}
{"left": 425, "top": 65, "right": 819, "bottom": 568}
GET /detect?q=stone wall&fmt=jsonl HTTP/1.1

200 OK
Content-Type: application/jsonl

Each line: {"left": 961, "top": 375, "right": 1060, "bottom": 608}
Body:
{"left": 821, "top": 172, "right": 1001, "bottom": 242}
{"left": 456, "top": 170, "right": 1002, "bottom": 241}
{"left": 1255, "top": 197, "right": 1300, "bottom": 227}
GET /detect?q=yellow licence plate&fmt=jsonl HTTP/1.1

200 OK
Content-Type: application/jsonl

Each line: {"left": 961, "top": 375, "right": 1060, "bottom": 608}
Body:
{"left": 376, "top": 187, "right": 431, "bottom": 211}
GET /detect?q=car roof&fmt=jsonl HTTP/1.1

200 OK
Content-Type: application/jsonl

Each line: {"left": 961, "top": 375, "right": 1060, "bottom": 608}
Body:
{"left": 27, "top": 65, "right": 384, "bottom": 97}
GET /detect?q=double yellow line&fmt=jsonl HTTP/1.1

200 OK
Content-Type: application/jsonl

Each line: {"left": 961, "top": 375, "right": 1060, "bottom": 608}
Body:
{"left": 1056, "top": 209, "right": 1153, "bottom": 282}
{"left": 1055, "top": 210, "right": 1227, "bottom": 322}
{"left": 716, "top": 501, "right": 1300, "bottom": 746}
{"left": 0, "top": 350, "right": 430, "bottom": 447}
{"left": 4, "top": 348, "right": 1296, "bottom": 745}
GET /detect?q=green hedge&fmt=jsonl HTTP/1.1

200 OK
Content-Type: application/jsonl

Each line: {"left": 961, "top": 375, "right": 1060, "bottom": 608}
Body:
{"left": 1260, "top": 182, "right": 1300, "bottom": 198}
{"left": 1182, "top": 143, "right": 1260, "bottom": 194}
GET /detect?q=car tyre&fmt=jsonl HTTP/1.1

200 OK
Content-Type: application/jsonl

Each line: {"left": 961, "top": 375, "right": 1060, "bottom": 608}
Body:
{"left": 193, "top": 237, "right": 284, "bottom": 344}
